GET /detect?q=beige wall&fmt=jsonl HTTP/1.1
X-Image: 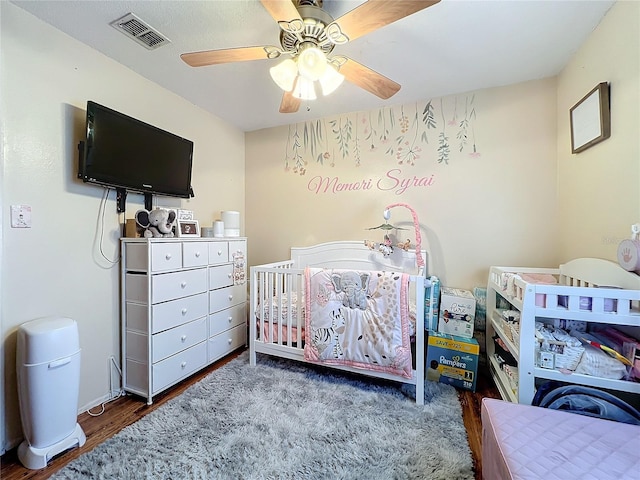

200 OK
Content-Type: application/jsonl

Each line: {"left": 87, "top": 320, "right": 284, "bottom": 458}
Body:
{"left": 0, "top": 3, "right": 245, "bottom": 451}
{"left": 556, "top": 0, "right": 640, "bottom": 261}
{"left": 247, "top": 77, "right": 560, "bottom": 289}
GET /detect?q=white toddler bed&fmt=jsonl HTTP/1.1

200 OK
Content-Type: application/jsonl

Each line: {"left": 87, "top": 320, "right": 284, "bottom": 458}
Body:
{"left": 249, "top": 241, "right": 432, "bottom": 405}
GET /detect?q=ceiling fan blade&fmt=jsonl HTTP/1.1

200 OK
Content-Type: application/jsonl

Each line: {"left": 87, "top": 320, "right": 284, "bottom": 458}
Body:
{"left": 280, "top": 91, "right": 301, "bottom": 113}
{"left": 339, "top": 57, "right": 400, "bottom": 100}
{"left": 181, "top": 46, "right": 276, "bottom": 67}
{"left": 332, "top": 0, "right": 440, "bottom": 43}
{"left": 260, "top": 0, "right": 303, "bottom": 23}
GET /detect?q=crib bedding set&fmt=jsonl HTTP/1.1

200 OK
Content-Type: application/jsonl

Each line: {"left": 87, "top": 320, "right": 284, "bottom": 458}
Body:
{"left": 303, "top": 268, "right": 413, "bottom": 378}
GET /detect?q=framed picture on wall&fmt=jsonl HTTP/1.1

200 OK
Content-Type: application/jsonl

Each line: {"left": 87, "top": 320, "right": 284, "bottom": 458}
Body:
{"left": 569, "top": 82, "right": 611, "bottom": 154}
{"left": 177, "top": 219, "right": 200, "bottom": 237}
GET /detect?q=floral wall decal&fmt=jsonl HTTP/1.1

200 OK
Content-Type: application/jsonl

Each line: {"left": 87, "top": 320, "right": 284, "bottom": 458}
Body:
{"left": 396, "top": 104, "right": 422, "bottom": 166}
{"left": 284, "top": 124, "right": 307, "bottom": 175}
{"left": 283, "top": 94, "right": 481, "bottom": 174}
{"left": 437, "top": 98, "right": 450, "bottom": 164}
{"left": 329, "top": 116, "right": 353, "bottom": 161}
{"left": 456, "top": 95, "right": 477, "bottom": 154}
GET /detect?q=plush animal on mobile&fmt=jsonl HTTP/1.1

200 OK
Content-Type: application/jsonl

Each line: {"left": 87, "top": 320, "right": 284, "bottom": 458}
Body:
{"left": 397, "top": 239, "right": 411, "bottom": 251}
{"left": 135, "top": 208, "right": 176, "bottom": 238}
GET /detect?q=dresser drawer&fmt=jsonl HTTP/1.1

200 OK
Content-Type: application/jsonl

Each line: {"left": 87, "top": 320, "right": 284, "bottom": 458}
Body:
{"left": 151, "top": 292, "right": 208, "bottom": 334}
{"left": 209, "top": 303, "right": 246, "bottom": 337}
{"left": 125, "top": 273, "right": 148, "bottom": 303}
{"left": 208, "top": 324, "right": 246, "bottom": 363}
{"left": 126, "top": 302, "right": 148, "bottom": 333}
{"left": 125, "top": 330, "right": 148, "bottom": 363}
{"left": 228, "top": 240, "right": 247, "bottom": 258}
{"left": 209, "top": 284, "right": 247, "bottom": 313}
{"left": 152, "top": 341, "right": 207, "bottom": 394}
{"left": 208, "top": 242, "right": 229, "bottom": 264}
{"left": 124, "top": 243, "right": 149, "bottom": 271}
{"left": 209, "top": 264, "right": 234, "bottom": 290}
{"left": 151, "top": 243, "right": 182, "bottom": 272}
{"left": 152, "top": 317, "right": 207, "bottom": 363}
{"left": 183, "top": 242, "right": 208, "bottom": 268}
{"left": 151, "top": 268, "right": 207, "bottom": 304}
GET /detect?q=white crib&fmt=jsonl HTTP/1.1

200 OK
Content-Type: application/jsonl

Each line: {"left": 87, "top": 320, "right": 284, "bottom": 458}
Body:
{"left": 249, "top": 241, "right": 433, "bottom": 405}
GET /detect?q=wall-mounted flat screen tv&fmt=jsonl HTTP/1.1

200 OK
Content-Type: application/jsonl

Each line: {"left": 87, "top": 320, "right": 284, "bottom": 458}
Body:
{"left": 79, "top": 101, "right": 194, "bottom": 199}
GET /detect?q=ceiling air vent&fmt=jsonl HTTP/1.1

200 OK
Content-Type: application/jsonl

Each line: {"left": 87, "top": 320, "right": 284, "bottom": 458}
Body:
{"left": 110, "top": 13, "right": 170, "bottom": 50}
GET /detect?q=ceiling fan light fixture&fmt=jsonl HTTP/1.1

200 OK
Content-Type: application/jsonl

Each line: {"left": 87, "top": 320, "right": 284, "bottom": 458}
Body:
{"left": 297, "top": 46, "right": 327, "bottom": 81}
{"left": 270, "top": 58, "right": 298, "bottom": 92}
{"left": 319, "top": 63, "right": 344, "bottom": 96}
{"left": 292, "top": 75, "right": 317, "bottom": 100}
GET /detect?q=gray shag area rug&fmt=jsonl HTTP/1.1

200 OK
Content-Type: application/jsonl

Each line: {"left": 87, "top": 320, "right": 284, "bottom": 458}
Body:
{"left": 52, "top": 352, "right": 474, "bottom": 480}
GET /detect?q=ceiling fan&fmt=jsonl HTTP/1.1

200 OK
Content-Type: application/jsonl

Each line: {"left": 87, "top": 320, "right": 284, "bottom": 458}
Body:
{"left": 180, "top": 0, "right": 440, "bottom": 113}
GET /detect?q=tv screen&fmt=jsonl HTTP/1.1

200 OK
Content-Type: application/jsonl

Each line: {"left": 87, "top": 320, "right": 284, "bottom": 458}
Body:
{"left": 80, "top": 101, "right": 194, "bottom": 199}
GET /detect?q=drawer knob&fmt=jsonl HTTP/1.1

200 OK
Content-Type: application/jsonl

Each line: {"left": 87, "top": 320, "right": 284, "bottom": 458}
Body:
{"left": 227, "top": 273, "right": 232, "bottom": 279}
{"left": 227, "top": 338, "right": 232, "bottom": 345}
{"left": 181, "top": 308, "right": 188, "bottom": 315}
{"left": 181, "top": 281, "right": 187, "bottom": 288}
{"left": 181, "top": 335, "right": 187, "bottom": 342}
{"left": 181, "top": 361, "right": 187, "bottom": 369}
{"left": 166, "top": 253, "right": 172, "bottom": 260}
{"left": 217, "top": 250, "right": 222, "bottom": 256}
{"left": 195, "top": 251, "right": 201, "bottom": 258}
{"left": 228, "top": 295, "right": 233, "bottom": 301}
{"left": 228, "top": 316, "right": 233, "bottom": 323}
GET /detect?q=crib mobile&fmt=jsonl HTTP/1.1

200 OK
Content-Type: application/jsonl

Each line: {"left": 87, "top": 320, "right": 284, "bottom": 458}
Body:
{"left": 364, "top": 202, "right": 425, "bottom": 275}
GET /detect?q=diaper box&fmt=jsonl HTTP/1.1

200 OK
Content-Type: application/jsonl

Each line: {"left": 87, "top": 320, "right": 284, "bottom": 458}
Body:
{"left": 426, "top": 331, "right": 479, "bottom": 392}
{"left": 438, "top": 287, "right": 476, "bottom": 339}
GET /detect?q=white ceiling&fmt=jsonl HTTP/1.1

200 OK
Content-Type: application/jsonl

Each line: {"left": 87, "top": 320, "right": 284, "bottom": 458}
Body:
{"left": 11, "top": 0, "right": 615, "bottom": 132}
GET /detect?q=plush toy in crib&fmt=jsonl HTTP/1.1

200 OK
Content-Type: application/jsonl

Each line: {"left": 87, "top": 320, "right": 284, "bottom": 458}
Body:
{"left": 135, "top": 208, "right": 176, "bottom": 238}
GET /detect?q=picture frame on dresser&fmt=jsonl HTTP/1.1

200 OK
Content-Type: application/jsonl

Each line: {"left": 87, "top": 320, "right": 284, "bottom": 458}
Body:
{"left": 177, "top": 219, "right": 200, "bottom": 237}
{"left": 570, "top": 82, "right": 610, "bottom": 154}
{"left": 177, "top": 209, "right": 194, "bottom": 221}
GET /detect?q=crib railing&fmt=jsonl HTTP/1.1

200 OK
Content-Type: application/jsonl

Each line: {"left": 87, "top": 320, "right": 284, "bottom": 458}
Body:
{"left": 250, "top": 261, "right": 306, "bottom": 351}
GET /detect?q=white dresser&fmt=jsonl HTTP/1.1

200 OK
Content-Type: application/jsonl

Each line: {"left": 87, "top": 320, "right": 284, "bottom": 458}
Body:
{"left": 121, "top": 237, "right": 247, "bottom": 404}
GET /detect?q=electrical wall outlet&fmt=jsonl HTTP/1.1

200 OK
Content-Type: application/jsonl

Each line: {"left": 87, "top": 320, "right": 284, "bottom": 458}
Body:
{"left": 10, "top": 205, "right": 32, "bottom": 228}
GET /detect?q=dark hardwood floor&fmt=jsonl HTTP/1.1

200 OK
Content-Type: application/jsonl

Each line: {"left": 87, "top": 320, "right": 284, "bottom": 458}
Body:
{"left": 1, "top": 350, "right": 500, "bottom": 480}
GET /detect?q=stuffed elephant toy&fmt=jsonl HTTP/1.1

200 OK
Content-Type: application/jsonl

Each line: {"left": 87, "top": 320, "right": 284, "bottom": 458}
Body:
{"left": 331, "top": 271, "right": 370, "bottom": 310}
{"left": 135, "top": 208, "right": 176, "bottom": 238}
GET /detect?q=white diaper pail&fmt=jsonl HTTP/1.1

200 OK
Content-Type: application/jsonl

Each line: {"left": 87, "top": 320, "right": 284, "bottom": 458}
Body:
{"left": 16, "top": 316, "right": 86, "bottom": 469}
